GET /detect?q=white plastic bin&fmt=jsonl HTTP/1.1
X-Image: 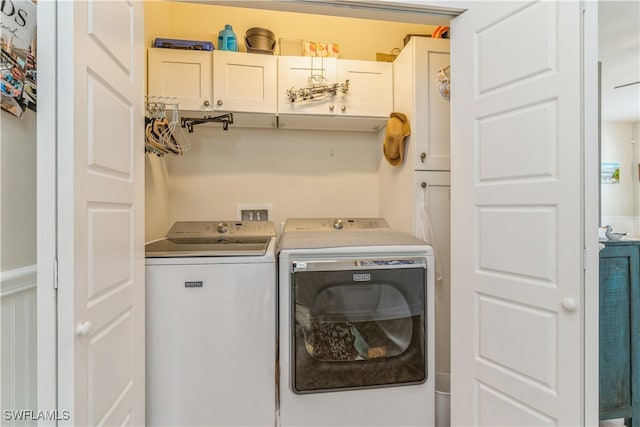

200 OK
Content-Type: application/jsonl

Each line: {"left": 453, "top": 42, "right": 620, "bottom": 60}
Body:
{"left": 435, "top": 373, "right": 450, "bottom": 427}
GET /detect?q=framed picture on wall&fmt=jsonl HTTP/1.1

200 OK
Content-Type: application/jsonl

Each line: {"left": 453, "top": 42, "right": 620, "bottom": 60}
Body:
{"left": 1, "top": 0, "right": 37, "bottom": 118}
{"left": 601, "top": 162, "right": 621, "bottom": 184}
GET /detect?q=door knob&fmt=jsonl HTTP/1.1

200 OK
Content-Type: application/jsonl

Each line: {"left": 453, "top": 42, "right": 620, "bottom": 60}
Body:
{"left": 203, "top": 100, "right": 210, "bottom": 107}
{"left": 76, "top": 321, "right": 93, "bottom": 337}
{"left": 217, "top": 100, "right": 223, "bottom": 106}
{"left": 561, "top": 298, "right": 577, "bottom": 312}
{"left": 420, "top": 152, "right": 427, "bottom": 162}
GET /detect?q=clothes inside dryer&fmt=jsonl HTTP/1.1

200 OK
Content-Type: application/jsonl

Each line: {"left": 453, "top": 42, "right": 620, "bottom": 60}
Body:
{"left": 291, "top": 260, "right": 426, "bottom": 393}
{"left": 300, "top": 283, "right": 413, "bottom": 361}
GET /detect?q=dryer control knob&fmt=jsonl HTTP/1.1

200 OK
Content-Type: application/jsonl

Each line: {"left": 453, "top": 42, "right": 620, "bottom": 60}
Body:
{"left": 217, "top": 222, "right": 229, "bottom": 233}
{"left": 333, "top": 219, "right": 344, "bottom": 230}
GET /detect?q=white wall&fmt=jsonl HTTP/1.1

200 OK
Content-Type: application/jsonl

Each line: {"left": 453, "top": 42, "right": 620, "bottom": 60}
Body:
{"left": 600, "top": 121, "right": 637, "bottom": 235}
{"left": 145, "top": 155, "right": 172, "bottom": 241}
{"left": 631, "top": 122, "right": 640, "bottom": 219}
{"left": 164, "top": 127, "right": 383, "bottom": 231}
{"left": 1, "top": 113, "right": 37, "bottom": 270}
{"left": 144, "top": 2, "right": 437, "bottom": 61}
{"left": 1, "top": 111, "right": 38, "bottom": 422}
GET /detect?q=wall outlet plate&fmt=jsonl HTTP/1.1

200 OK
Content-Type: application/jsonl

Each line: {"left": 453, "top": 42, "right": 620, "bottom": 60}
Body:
{"left": 236, "top": 203, "right": 272, "bottom": 221}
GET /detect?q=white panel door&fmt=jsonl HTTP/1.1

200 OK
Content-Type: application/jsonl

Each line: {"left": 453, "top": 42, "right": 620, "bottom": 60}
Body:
{"left": 415, "top": 171, "right": 451, "bottom": 375}
{"left": 337, "top": 59, "right": 392, "bottom": 117}
{"left": 148, "top": 48, "right": 213, "bottom": 111}
{"left": 412, "top": 37, "right": 451, "bottom": 171}
{"left": 213, "top": 50, "right": 277, "bottom": 113}
{"left": 451, "top": 1, "right": 584, "bottom": 425}
{"left": 57, "top": 1, "right": 145, "bottom": 425}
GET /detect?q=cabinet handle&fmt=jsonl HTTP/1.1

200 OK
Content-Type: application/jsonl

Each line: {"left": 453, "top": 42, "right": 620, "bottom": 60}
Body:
{"left": 420, "top": 152, "right": 427, "bottom": 162}
{"left": 341, "top": 105, "right": 346, "bottom": 112}
{"left": 329, "top": 104, "right": 335, "bottom": 111}
{"left": 76, "top": 321, "right": 93, "bottom": 337}
{"left": 421, "top": 182, "right": 428, "bottom": 188}
{"left": 203, "top": 100, "right": 210, "bottom": 107}
{"left": 217, "top": 100, "right": 223, "bottom": 106}
{"left": 561, "top": 297, "right": 577, "bottom": 312}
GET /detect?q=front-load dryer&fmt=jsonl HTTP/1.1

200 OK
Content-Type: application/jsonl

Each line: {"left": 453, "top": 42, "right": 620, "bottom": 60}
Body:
{"left": 145, "top": 221, "right": 277, "bottom": 427}
{"left": 277, "top": 218, "right": 435, "bottom": 427}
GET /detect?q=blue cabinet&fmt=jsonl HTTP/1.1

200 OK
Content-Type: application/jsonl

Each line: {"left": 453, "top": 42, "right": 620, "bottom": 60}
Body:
{"left": 600, "top": 240, "right": 640, "bottom": 424}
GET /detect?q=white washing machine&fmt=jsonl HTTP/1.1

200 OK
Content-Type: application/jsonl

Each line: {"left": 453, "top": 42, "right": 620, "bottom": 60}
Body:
{"left": 145, "top": 221, "right": 277, "bottom": 427}
{"left": 277, "top": 218, "right": 435, "bottom": 427}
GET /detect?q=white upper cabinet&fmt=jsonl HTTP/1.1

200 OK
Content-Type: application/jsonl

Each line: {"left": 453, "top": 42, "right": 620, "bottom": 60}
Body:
{"left": 147, "top": 48, "right": 213, "bottom": 112}
{"left": 394, "top": 37, "right": 450, "bottom": 170}
{"left": 213, "top": 50, "right": 277, "bottom": 114}
{"left": 337, "top": 59, "right": 392, "bottom": 118}
{"left": 277, "top": 56, "right": 391, "bottom": 132}
{"left": 147, "top": 48, "right": 392, "bottom": 132}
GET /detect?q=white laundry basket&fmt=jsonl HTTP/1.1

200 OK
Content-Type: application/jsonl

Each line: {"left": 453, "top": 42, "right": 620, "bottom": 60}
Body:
{"left": 435, "top": 373, "right": 450, "bottom": 427}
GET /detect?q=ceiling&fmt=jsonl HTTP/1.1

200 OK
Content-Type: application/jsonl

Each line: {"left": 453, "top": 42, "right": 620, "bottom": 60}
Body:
{"left": 186, "top": 0, "right": 461, "bottom": 25}
{"left": 599, "top": 1, "right": 640, "bottom": 122}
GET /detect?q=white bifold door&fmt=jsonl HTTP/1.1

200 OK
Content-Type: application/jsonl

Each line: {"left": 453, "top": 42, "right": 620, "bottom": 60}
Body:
{"left": 55, "top": 1, "right": 145, "bottom": 425}
{"left": 451, "top": 1, "right": 586, "bottom": 425}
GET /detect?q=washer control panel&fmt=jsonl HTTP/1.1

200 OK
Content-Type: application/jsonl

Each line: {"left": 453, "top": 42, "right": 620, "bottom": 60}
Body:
{"left": 166, "top": 221, "right": 276, "bottom": 239}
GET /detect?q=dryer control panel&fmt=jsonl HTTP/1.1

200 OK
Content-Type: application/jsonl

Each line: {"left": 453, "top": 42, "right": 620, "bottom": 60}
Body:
{"left": 283, "top": 218, "right": 390, "bottom": 232}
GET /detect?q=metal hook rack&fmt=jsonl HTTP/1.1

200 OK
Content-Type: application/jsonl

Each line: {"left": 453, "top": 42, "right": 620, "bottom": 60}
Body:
{"left": 181, "top": 113, "right": 234, "bottom": 133}
{"left": 285, "top": 56, "right": 349, "bottom": 103}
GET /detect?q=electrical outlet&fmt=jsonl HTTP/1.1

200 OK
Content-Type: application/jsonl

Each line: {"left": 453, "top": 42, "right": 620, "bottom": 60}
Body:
{"left": 241, "top": 209, "right": 269, "bottom": 221}
{"left": 236, "top": 204, "right": 272, "bottom": 221}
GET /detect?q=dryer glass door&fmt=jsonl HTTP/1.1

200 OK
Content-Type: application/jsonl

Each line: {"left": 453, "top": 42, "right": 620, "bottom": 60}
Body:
{"left": 291, "top": 258, "right": 427, "bottom": 394}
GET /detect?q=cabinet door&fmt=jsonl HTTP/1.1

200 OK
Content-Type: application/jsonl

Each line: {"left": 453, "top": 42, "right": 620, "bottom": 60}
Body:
{"left": 213, "top": 51, "right": 277, "bottom": 114}
{"left": 412, "top": 38, "right": 450, "bottom": 171}
{"left": 337, "top": 59, "right": 392, "bottom": 117}
{"left": 277, "top": 56, "right": 338, "bottom": 115}
{"left": 147, "top": 48, "right": 212, "bottom": 111}
{"left": 414, "top": 171, "right": 451, "bottom": 374}
{"left": 599, "top": 243, "right": 640, "bottom": 421}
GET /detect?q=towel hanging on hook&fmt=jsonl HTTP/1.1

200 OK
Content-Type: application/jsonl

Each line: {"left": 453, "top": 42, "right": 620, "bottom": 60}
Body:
{"left": 418, "top": 184, "right": 443, "bottom": 282}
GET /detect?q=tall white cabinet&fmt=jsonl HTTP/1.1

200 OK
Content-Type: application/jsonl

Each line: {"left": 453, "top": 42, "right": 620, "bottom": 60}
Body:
{"left": 378, "top": 36, "right": 451, "bottom": 374}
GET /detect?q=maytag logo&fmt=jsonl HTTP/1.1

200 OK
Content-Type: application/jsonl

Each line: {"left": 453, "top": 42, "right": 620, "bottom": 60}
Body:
{"left": 353, "top": 273, "right": 371, "bottom": 282}
{"left": 185, "top": 281, "right": 203, "bottom": 288}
